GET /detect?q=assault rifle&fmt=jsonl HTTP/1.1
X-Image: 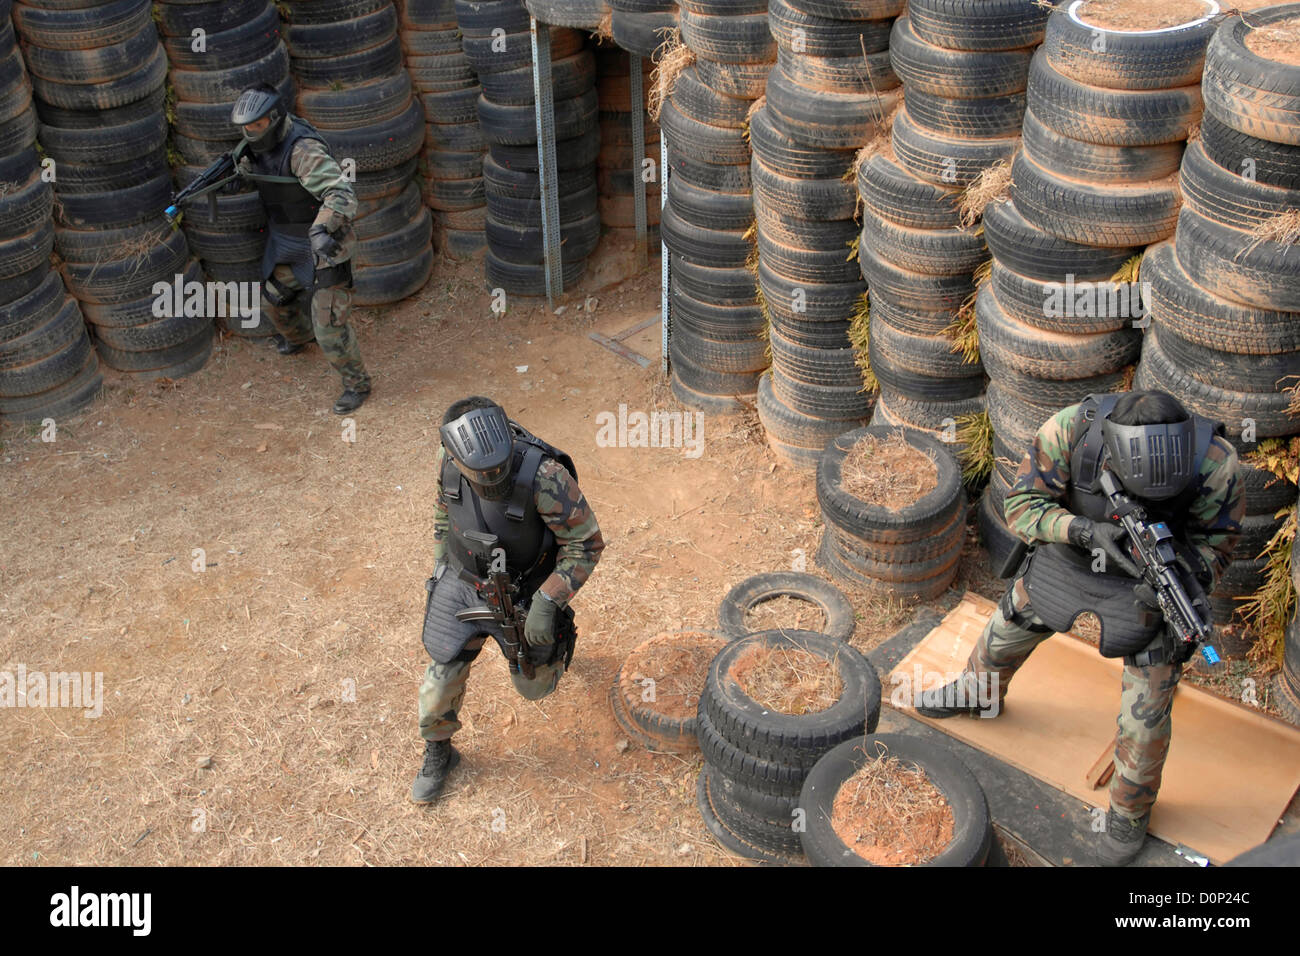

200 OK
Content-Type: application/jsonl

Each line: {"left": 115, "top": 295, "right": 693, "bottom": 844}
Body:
{"left": 1099, "top": 468, "right": 1220, "bottom": 665}
{"left": 164, "top": 146, "right": 243, "bottom": 224}
{"left": 453, "top": 530, "right": 536, "bottom": 679}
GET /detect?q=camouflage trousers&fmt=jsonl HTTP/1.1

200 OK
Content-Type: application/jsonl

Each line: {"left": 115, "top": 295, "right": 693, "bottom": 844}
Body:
{"left": 262, "top": 262, "right": 371, "bottom": 392}
{"left": 418, "top": 636, "right": 565, "bottom": 742}
{"left": 967, "top": 578, "right": 1183, "bottom": 822}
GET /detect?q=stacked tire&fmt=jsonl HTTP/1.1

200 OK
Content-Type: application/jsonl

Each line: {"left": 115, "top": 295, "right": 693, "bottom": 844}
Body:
{"left": 661, "top": 0, "right": 774, "bottom": 413}
{"left": 15, "top": 0, "right": 212, "bottom": 380}
{"left": 400, "top": 0, "right": 488, "bottom": 260}
{"left": 156, "top": 0, "right": 291, "bottom": 339}
{"left": 594, "top": 46, "right": 660, "bottom": 244}
{"left": 0, "top": 5, "right": 101, "bottom": 420}
{"left": 284, "top": 0, "right": 433, "bottom": 306}
{"left": 525, "top": 0, "right": 608, "bottom": 31}
{"left": 753, "top": 0, "right": 902, "bottom": 467}
{"left": 816, "top": 426, "right": 966, "bottom": 599}
{"left": 1136, "top": 6, "right": 1300, "bottom": 626}
{"left": 695, "top": 628, "right": 881, "bottom": 864}
{"left": 1280, "top": 492, "right": 1300, "bottom": 725}
{"left": 976, "top": 0, "right": 1220, "bottom": 561}
{"left": 609, "top": 0, "right": 677, "bottom": 61}
{"left": 459, "top": 0, "right": 598, "bottom": 295}
{"left": 859, "top": 1, "right": 1048, "bottom": 450}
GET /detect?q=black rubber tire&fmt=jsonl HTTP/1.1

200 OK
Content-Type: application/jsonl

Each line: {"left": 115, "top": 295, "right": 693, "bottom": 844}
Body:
{"left": 0, "top": 271, "right": 64, "bottom": 343}
{"left": 1135, "top": 327, "right": 1297, "bottom": 443}
{"left": 798, "top": 733, "right": 993, "bottom": 867}
{"left": 487, "top": 126, "right": 599, "bottom": 172}
{"left": 1141, "top": 240, "right": 1300, "bottom": 356}
{"left": 857, "top": 152, "right": 961, "bottom": 230}
{"left": 1198, "top": 110, "right": 1300, "bottom": 191}
{"left": 77, "top": 259, "right": 205, "bottom": 330}
{"left": 353, "top": 243, "right": 435, "bottom": 305}
{"left": 38, "top": 109, "right": 168, "bottom": 165}
{"left": 758, "top": 259, "right": 863, "bottom": 327}
{"left": 317, "top": 96, "right": 425, "bottom": 172}
{"left": 55, "top": 170, "right": 173, "bottom": 230}
{"left": 1173, "top": 206, "right": 1300, "bottom": 313}
{"left": 1042, "top": 0, "right": 1219, "bottom": 91}
{"left": 756, "top": 371, "right": 865, "bottom": 458}
{"left": 160, "top": 4, "right": 281, "bottom": 71}
{"left": 57, "top": 225, "right": 189, "bottom": 305}
{"left": 0, "top": 349, "right": 101, "bottom": 423}
{"left": 659, "top": 97, "right": 750, "bottom": 166}
{"left": 156, "top": 0, "right": 268, "bottom": 36}
{"left": 476, "top": 49, "right": 595, "bottom": 107}
{"left": 904, "top": 87, "right": 1027, "bottom": 139}
{"left": 1202, "top": 8, "right": 1300, "bottom": 148}
{"left": 989, "top": 260, "right": 1135, "bottom": 335}
{"left": 612, "top": 629, "right": 731, "bottom": 752}
{"left": 779, "top": 0, "right": 902, "bottom": 20}
{"left": 482, "top": 247, "right": 585, "bottom": 297}
{"left": 0, "top": 320, "right": 93, "bottom": 398}
{"left": 764, "top": 63, "right": 901, "bottom": 151}
{"left": 769, "top": 361, "right": 874, "bottom": 419}
{"left": 1026, "top": 51, "right": 1202, "bottom": 148}
{"left": 889, "top": 15, "right": 1032, "bottom": 99}
{"left": 978, "top": 482, "right": 1021, "bottom": 575}
{"left": 1009, "top": 150, "right": 1180, "bottom": 248}
{"left": 767, "top": 0, "right": 894, "bottom": 59}
{"left": 857, "top": 240, "right": 975, "bottom": 313}
{"left": 22, "top": 21, "right": 161, "bottom": 86}
{"left": 671, "top": 255, "right": 758, "bottom": 307}
{"left": 298, "top": 72, "right": 414, "bottom": 130}
{"left": 0, "top": 219, "right": 55, "bottom": 285}
{"left": 0, "top": 173, "right": 52, "bottom": 242}
{"left": 95, "top": 326, "right": 213, "bottom": 379}
{"left": 907, "top": 0, "right": 1049, "bottom": 51}
{"left": 1019, "top": 106, "right": 1186, "bottom": 186}
{"left": 678, "top": 8, "right": 775, "bottom": 64}
{"left": 0, "top": 297, "right": 84, "bottom": 372}
{"left": 859, "top": 206, "right": 986, "bottom": 277}
{"left": 670, "top": 65, "right": 751, "bottom": 129}
{"left": 816, "top": 529, "right": 961, "bottom": 599}
{"left": 672, "top": 321, "right": 768, "bottom": 373}
{"left": 695, "top": 763, "right": 805, "bottom": 864}
{"left": 0, "top": 103, "right": 37, "bottom": 159}
{"left": 10, "top": 0, "right": 151, "bottom": 50}
{"left": 669, "top": 335, "right": 763, "bottom": 397}
{"left": 692, "top": 58, "right": 771, "bottom": 100}
{"left": 866, "top": 323, "right": 983, "bottom": 404}
{"left": 661, "top": 201, "right": 752, "bottom": 268}
{"left": 817, "top": 425, "right": 965, "bottom": 544}
{"left": 609, "top": 9, "right": 677, "bottom": 59}
{"left": 890, "top": 106, "right": 1020, "bottom": 188}
{"left": 672, "top": 286, "right": 765, "bottom": 341}
{"left": 283, "top": 0, "right": 392, "bottom": 23}
{"left": 701, "top": 628, "right": 880, "bottom": 771}
{"left": 747, "top": 106, "right": 852, "bottom": 182}
{"left": 29, "top": 46, "right": 168, "bottom": 112}
{"left": 1180, "top": 138, "right": 1300, "bottom": 232}
{"left": 669, "top": 175, "right": 755, "bottom": 231}
{"left": 665, "top": 146, "right": 753, "bottom": 192}
{"left": 752, "top": 155, "right": 857, "bottom": 223}
{"left": 982, "top": 198, "right": 1142, "bottom": 281}
{"left": 285, "top": 4, "right": 397, "bottom": 57}
{"left": 775, "top": 46, "right": 897, "bottom": 97}
{"left": 756, "top": 217, "right": 860, "bottom": 284}
{"left": 718, "top": 572, "right": 857, "bottom": 641}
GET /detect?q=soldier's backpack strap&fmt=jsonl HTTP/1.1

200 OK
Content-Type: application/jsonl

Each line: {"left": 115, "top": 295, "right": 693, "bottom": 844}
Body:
{"left": 441, "top": 452, "right": 462, "bottom": 502}
{"left": 505, "top": 444, "right": 545, "bottom": 522}
{"left": 1070, "top": 393, "right": 1122, "bottom": 493}
{"left": 509, "top": 420, "right": 578, "bottom": 483}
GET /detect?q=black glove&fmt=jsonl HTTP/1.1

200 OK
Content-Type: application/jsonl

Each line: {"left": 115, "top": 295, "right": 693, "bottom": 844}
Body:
{"left": 1133, "top": 582, "right": 1160, "bottom": 609}
{"left": 309, "top": 223, "right": 342, "bottom": 262}
{"left": 1068, "top": 517, "right": 1141, "bottom": 578}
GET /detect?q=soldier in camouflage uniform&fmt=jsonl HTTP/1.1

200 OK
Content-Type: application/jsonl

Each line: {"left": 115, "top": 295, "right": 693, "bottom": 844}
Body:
{"left": 919, "top": 390, "right": 1243, "bottom": 865}
{"left": 411, "top": 396, "right": 605, "bottom": 803}
{"left": 230, "top": 85, "right": 371, "bottom": 414}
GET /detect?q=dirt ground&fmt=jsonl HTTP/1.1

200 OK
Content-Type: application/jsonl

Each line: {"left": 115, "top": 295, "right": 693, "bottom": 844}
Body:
{"left": 0, "top": 238, "right": 1288, "bottom": 867}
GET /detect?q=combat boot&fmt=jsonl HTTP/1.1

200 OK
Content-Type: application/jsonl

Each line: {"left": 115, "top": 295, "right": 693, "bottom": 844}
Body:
{"left": 333, "top": 388, "right": 369, "bottom": 414}
{"left": 914, "top": 674, "right": 1004, "bottom": 719}
{"left": 1098, "top": 809, "right": 1149, "bottom": 866}
{"left": 410, "top": 739, "right": 460, "bottom": 804}
{"left": 272, "top": 333, "right": 306, "bottom": 355}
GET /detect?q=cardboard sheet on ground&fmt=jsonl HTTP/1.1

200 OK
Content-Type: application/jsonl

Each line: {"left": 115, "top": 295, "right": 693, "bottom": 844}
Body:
{"left": 889, "top": 593, "right": 1300, "bottom": 864}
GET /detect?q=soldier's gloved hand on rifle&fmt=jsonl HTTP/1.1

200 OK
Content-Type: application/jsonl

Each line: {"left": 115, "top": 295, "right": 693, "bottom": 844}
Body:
{"left": 1068, "top": 516, "right": 1141, "bottom": 578}
{"left": 309, "top": 223, "right": 342, "bottom": 262}
{"left": 525, "top": 593, "right": 558, "bottom": 647}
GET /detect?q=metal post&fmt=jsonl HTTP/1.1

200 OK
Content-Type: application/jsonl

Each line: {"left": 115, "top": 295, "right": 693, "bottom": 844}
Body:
{"left": 530, "top": 18, "right": 562, "bottom": 306}
{"left": 629, "top": 54, "right": 648, "bottom": 270}
{"left": 660, "top": 135, "right": 669, "bottom": 376}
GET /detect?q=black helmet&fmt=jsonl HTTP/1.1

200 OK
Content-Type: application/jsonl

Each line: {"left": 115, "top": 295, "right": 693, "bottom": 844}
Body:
{"left": 231, "top": 84, "right": 286, "bottom": 154}
{"left": 1101, "top": 391, "right": 1196, "bottom": 500}
{"left": 440, "top": 397, "right": 515, "bottom": 500}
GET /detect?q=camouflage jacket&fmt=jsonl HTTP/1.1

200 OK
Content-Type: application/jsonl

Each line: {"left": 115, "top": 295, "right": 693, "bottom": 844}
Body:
{"left": 430, "top": 446, "right": 605, "bottom": 606}
{"left": 1003, "top": 403, "right": 1245, "bottom": 590}
{"left": 237, "top": 122, "right": 357, "bottom": 264}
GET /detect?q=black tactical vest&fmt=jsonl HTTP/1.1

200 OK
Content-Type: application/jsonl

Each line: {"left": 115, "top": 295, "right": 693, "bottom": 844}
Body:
{"left": 247, "top": 116, "right": 326, "bottom": 237}
{"left": 1021, "top": 394, "right": 1225, "bottom": 657}
{"left": 441, "top": 422, "right": 578, "bottom": 597}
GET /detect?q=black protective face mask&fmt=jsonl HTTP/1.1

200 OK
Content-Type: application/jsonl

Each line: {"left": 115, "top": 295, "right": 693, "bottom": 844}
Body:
{"left": 247, "top": 114, "right": 286, "bottom": 155}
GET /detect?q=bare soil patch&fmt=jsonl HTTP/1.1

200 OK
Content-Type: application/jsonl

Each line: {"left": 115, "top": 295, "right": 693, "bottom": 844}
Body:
{"left": 730, "top": 644, "right": 842, "bottom": 714}
{"left": 1246, "top": 16, "right": 1300, "bottom": 65}
{"left": 1078, "top": 0, "right": 1213, "bottom": 30}
{"left": 742, "top": 595, "right": 828, "bottom": 633}
{"left": 831, "top": 750, "right": 954, "bottom": 865}
{"left": 840, "top": 430, "right": 937, "bottom": 510}
{"left": 624, "top": 631, "right": 728, "bottom": 721}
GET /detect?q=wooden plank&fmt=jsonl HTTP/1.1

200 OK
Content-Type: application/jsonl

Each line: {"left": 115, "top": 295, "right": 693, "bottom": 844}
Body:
{"left": 889, "top": 593, "right": 1300, "bottom": 864}
{"left": 1085, "top": 746, "right": 1115, "bottom": 790}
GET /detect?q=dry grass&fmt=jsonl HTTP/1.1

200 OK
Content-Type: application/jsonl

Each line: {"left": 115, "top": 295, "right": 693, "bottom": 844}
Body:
{"left": 846, "top": 101, "right": 901, "bottom": 185}
{"left": 730, "top": 644, "right": 843, "bottom": 715}
{"left": 848, "top": 292, "right": 877, "bottom": 393}
{"left": 958, "top": 161, "right": 1012, "bottom": 229}
{"left": 1286, "top": 377, "right": 1300, "bottom": 418}
{"left": 1240, "top": 510, "right": 1297, "bottom": 668}
{"left": 840, "top": 430, "right": 939, "bottom": 509}
{"left": 947, "top": 259, "right": 991, "bottom": 361}
{"left": 1243, "top": 210, "right": 1300, "bottom": 258}
{"left": 846, "top": 234, "right": 860, "bottom": 262}
{"left": 623, "top": 632, "right": 728, "bottom": 721}
{"left": 955, "top": 411, "right": 994, "bottom": 485}
{"left": 1110, "top": 253, "right": 1144, "bottom": 285}
{"left": 648, "top": 30, "right": 693, "bottom": 124}
{"left": 830, "top": 745, "right": 954, "bottom": 865}
{"left": 594, "top": 8, "right": 613, "bottom": 42}
{"left": 742, "top": 595, "right": 828, "bottom": 633}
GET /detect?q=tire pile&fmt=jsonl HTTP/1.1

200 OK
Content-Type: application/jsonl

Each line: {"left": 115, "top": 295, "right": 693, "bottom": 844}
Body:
{"left": 400, "top": 0, "right": 488, "bottom": 260}
{"left": 860, "top": 0, "right": 1047, "bottom": 452}
{"left": 660, "top": 0, "right": 774, "bottom": 413}
{"left": 751, "top": 0, "right": 900, "bottom": 468}
{"left": 594, "top": 46, "right": 660, "bottom": 244}
{"left": 0, "top": 0, "right": 101, "bottom": 421}
{"left": 284, "top": 0, "right": 433, "bottom": 307}
{"left": 1135, "top": 5, "right": 1300, "bottom": 627}
{"left": 816, "top": 426, "right": 965, "bottom": 599}
{"left": 695, "top": 628, "right": 881, "bottom": 865}
{"left": 459, "top": 0, "right": 598, "bottom": 296}
{"left": 15, "top": 0, "right": 211, "bottom": 381}
{"left": 609, "top": 0, "right": 676, "bottom": 61}
{"left": 976, "top": 0, "right": 1215, "bottom": 561}
{"left": 157, "top": 0, "right": 291, "bottom": 339}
